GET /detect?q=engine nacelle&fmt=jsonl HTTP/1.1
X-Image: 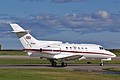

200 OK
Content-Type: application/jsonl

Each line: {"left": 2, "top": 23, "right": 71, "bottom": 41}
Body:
{"left": 40, "top": 47, "right": 61, "bottom": 54}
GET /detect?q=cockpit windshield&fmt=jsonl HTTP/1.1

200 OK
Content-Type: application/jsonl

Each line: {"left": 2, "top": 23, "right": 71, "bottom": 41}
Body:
{"left": 99, "top": 47, "right": 104, "bottom": 50}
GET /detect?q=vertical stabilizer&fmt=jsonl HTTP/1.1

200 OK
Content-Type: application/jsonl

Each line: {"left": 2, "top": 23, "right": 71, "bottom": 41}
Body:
{"left": 10, "top": 24, "right": 38, "bottom": 49}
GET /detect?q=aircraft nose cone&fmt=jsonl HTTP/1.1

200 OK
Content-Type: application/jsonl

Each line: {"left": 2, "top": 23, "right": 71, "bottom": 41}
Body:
{"left": 112, "top": 53, "right": 116, "bottom": 57}
{"left": 107, "top": 51, "right": 116, "bottom": 58}
{"left": 110, "top": 52, "right": 116, "bottom": 58}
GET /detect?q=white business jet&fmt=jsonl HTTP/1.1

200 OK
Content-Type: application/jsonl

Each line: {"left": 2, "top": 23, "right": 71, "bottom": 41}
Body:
{"left": 10, "top": 24, "right": 116, "bottom": 66}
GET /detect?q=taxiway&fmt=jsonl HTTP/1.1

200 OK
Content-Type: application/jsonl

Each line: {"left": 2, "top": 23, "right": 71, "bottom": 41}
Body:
{"left": 0, "top": 55, "right": 119, "bottom": 72}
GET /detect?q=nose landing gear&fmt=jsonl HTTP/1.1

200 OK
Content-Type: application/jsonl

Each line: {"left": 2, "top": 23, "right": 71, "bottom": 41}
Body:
{"left": 99, "top": 62, "right": 104, "bottom": 66}
{"left": 100, "top": 59, "right": 104, "bottom": 66}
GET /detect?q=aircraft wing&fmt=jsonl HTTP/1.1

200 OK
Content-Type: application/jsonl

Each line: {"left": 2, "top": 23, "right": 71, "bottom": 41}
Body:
{"left": 54, "top": 54, "right": 86, "bottom": 61}
{"left": 61, "top": 55, "right": 83, "bottom": 61}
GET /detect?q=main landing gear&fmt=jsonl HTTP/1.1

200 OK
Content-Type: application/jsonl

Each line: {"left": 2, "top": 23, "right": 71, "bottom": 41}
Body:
{"left": 61, "top": 62, "right": 67, "bottom": 67}
{"left": 50, "top": 60, "right": 67, "bottom": 67}
{"left": 51, "top": 61, "right": 57, "bottom": 66}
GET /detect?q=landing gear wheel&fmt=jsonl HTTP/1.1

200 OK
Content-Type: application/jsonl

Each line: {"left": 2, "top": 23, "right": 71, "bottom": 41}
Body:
{"left": 61, "top": 62, "right": 67, "bottom": 67}
{"left": 51, "top": 62, "right": 57, "bottom": 67}
{"left": 100, "top": 63, "right": 104, "bottom": 66}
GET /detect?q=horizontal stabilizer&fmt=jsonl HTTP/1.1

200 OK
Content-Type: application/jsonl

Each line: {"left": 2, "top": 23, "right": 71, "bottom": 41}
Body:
{"left": 10, "top": 24, "right": 25, "bottom": 32}
{"left": 12, "top": 30, "right": 29, "bottom": 33}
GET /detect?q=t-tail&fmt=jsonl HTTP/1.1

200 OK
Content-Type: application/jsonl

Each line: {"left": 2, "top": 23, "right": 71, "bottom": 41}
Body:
{"left": 10, "top": 24, "right": 38, "bottom": 49}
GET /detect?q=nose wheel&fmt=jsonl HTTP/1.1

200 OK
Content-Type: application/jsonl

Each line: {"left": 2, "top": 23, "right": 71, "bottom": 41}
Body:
{"left": 99, "top": 62, "right": 104, "bottom": 66}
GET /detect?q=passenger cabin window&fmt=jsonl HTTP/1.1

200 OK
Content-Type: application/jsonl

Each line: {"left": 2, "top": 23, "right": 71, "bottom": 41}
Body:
{"left": 82, "top": 47, "right": 84, "bottom": 49}
{"left": 99, "top": 47, "right": 104, "bottom": 50}
{"left": 66, "top": 47, "right": 68, "bottom": 49}
{"left": 74, "top": 46, "right": 77, "bottom": 50}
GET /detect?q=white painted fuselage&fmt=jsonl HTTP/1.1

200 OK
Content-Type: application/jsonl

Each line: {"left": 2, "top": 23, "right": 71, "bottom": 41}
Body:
{"left": 25, "top": 43, "right": 116, "bottom": 60}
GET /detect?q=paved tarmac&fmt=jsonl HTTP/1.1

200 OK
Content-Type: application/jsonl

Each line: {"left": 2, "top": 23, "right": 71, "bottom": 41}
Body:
{"left": 0, "top": 64, "right": 120, "bottom": 72}
{"left": 0, "top": 55, "right": 119, "bottom": 72}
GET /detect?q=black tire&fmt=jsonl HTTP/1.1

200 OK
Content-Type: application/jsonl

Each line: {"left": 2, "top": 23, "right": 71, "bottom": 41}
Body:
{"left": 61, "top": 62, "right": 67, "bottom": 67}
{"left": 51, "top": 62, "right": 57, "bottom": 66}
{"left": 100, "top": 63, "right": 104, "bottom": 66}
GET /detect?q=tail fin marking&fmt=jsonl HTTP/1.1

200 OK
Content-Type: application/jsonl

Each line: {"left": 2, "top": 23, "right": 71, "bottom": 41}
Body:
{"left": 10, "top": 24, "right": 37, "bottom": 49}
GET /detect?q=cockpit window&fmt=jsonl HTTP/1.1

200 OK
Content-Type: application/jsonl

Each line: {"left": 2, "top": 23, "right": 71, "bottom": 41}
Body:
{"left": 99, "top": 47, "right": 104, "bottom": 50}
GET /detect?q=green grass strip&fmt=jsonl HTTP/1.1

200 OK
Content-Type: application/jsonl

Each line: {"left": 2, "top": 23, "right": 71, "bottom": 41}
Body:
{"left": 0, "top": 68, "right": 119, "bottom": 80}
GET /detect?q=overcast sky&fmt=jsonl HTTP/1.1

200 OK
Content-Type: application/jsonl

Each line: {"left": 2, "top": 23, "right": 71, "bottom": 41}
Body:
{"left": 0, "top": 0, "right": 120, "bottom": 49}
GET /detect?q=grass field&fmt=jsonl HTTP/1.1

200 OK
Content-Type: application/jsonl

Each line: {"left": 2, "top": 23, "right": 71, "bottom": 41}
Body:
{"left": 0, "top": 50, "right": 26, "bottom": 55}
{"left": 104, "top": 68, "right": 120, "bottom": 72}
{"left": 0, "top": 58, "right": 50, "bottom": 64}
{"left": 0, "top": 68, "right": 119, "bottom": 80}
